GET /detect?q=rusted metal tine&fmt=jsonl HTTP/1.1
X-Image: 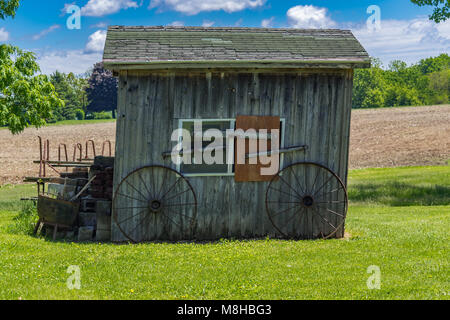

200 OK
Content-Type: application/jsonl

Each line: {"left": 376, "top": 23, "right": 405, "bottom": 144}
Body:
{"left": 102, "top": 140, "right": 112, "bottom": 156}
{"left": 38, "top": 136, "right": 43, "bottom": 177}
{"left": 58, "top": 144, "right": 69, "bottom": 172}
{"left": 38, "top": 136, "right": 50, "bottom": 177}
{"left": 58, "top": 144, "right": 68, "bottom": 163}
{"left": 73, "top": 143, "right": 83, "bottom": 162}
{"left": 85, "top": 140, "right": 96, "bottom": 160}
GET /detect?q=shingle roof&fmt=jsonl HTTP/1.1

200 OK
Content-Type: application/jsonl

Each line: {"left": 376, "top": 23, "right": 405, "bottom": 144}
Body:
{"left": 103, "top": 26, "right": 371, "bottom": 69}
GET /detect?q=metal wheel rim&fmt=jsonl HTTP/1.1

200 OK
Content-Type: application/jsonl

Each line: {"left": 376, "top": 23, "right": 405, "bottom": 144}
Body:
{"left": 112, "top": 165, "right": 197, "bottom": 243}
{"left": 266, "top": 162, "right": 348, "bottom": 240}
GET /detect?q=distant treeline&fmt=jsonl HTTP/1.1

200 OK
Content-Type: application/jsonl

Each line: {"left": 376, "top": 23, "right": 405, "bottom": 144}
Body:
{"left": 48, "top": 62, "right": 118, "bottom": 122}
{"left": 353, "top": 53, "right": 449, "bottom": 108}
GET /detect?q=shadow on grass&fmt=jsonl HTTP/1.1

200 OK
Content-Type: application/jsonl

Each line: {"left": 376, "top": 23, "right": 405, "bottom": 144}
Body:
{"left": 348, "top": 181, "right": 450, "bottom": 206}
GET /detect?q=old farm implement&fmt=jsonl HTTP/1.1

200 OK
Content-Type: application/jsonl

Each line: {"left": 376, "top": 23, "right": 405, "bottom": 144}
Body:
{"left": 26, "top": 137, "right": 114, "bottom": 241}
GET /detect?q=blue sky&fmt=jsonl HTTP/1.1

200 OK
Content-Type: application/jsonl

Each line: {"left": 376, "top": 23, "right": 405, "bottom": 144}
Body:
{"left": 0, "top": 0, "right": 448, "bottom": 74}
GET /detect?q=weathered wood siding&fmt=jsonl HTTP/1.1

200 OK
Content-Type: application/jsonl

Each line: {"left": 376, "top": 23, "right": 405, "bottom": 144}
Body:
{"left": 112, "top": 69, "right": 354, "bottom": 241}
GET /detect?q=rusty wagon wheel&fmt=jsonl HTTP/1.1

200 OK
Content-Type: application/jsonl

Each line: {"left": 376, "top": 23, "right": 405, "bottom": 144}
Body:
{"left": 112, "top": 165, "right": 197, "bottom": 243}
{"left": 266, "top": 162, "right": 348, "bottom": 239}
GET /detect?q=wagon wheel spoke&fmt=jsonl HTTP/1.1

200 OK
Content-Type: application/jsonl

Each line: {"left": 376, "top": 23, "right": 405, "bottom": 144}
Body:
{"left": 314, "top": 205, "right": 346, "bottom": 218}
{"left": 128, "top": 211, "right": 151, "bottom": 238}
{"left": 314, "top": 200, "right": 346, "bottom": 205}
{"left": 116, "top": 208, "right": 147, "bottom": 225}
{"left": 115, "top": 192, "right": 147, "bottom": 203}
{"left": 314, "top": 186, "right": 345, "bottom": 200}
{"left": 312, "top": 206, "right": 337, "bottom": 230}
{"left": 310, "top": 168, "right": 321, "bottom": 195}
{"left": 137, "top": 171, "right": 154, "bottom": 200}
{"left": 312, "top": 174, "right": 336, "bottom": 198}
{"left": 277, "top": 173, "right": 304, "bottom": 200}
{"left": 157, "top": 165, "right": 169, "bottom": 199}
{"left": 271, "top": 203, "right": 303, "bottom": 219}
{"left": 113, "top": 165, "right": 197, "bottom": 242}
{"left": 278, "top": 207, "right": 305, "bottom": 234}
{"left": 164, "top": 188, "right": 193, "bottom": 202}
{"left": 164, "top": 202, "right": 197, "bottom": 207}
{"left": 161, "top": 207, "right": 196, "bottom": 234}
{"left": 164, "top": 207, "right": 196, "bottom": 221}
{"left": 289, "top": 166, "right": 307, "bottom": 196}
{"left": 266, "top": 162, "right": 348, "bottom": 239}
{"left": 124, "top": 179, "right": 149, "bottom": 203}
{"left": 266, "top": 201, "right": 302, "bottom": 204}
{"left": 114, "top": 206, "right": 149, "bottom": 210}
{"left": 267, "top": 186, "right": 303, "bottom": 201}
{"left": 160, "top": 177, "right": 183, "bottom": 200}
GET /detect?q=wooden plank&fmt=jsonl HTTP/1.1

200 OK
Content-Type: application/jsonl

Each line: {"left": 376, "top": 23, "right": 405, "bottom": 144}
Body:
{"left": 112, "top": 72, "right": 127, "bottom": 242}
{"left": 235, "top": 115, "right": 281, "bottom": 182}
{"left": 106, "top": 61, "right": 371, "bottom": 72}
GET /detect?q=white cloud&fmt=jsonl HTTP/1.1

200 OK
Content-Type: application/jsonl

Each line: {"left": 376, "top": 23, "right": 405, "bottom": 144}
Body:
{"left": 85, "top": 30, "right": 107, "bottom": 53}
{"left": 36, "top": 50, "right": 102, "bottom": 75}
{"left": 352, "top": 17, "right": 450, "bottom": 65}
{"left": 81, "top": 0, "right": 139, "bottom": 17}
{"left": 167, "top": 21, "right": 184, "bottom": 27}
{"left": 90, "top": 22, "right": 109, "bottom": 28}
{"left": 234, "top": 18, "right": 243, "bottom": 27}
{"left": 149, "top": 0, "right": 265, "bottom": 15}
{"left": 0, "top": 28, "right": 9, "bottom": 41}
{"left": 32, "top": 25, "right": 61, "bottom": 41}
{"left": 202, "top": 20, "right": 215, "bottom": 27}
{"left": 287, "top": 5, "right": 336, "bottom": 29}
{"left": 261, "top": 17, "right": 274, "bottom": 28}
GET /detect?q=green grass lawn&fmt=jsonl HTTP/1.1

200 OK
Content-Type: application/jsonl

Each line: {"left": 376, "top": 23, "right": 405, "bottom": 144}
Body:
{"left": 0, "top": 166, "right": 448, "bottom": 300}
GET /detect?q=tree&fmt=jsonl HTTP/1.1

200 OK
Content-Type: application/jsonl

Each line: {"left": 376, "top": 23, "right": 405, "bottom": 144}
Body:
{"left": 353, "top": 54, "right": 449, "bottom": 108}
{"left": 411, "top": 0, "right": 450, "bottom": 22}
{"left": 86, "top": 62, "right": 118, "bottom": 118}
{"left": 50, "top": 71, "right": 88, "bottom": 121}
{"left": 0, "top": 1, "right": 64, "bottom": 134}
{"left": 428, "top": 69, "right": 450, "bottom": 103}
{"left": 0, "top": 0, "right": 19, "bottom": 19}
{"left": 417, "top": 53, "right": 450, "bottom": 74}
{"left": 353, "top": 58, "right": 387, "bottom": 108}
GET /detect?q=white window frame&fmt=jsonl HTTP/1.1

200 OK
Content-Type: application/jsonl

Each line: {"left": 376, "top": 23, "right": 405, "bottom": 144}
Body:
{"left": 177, "top": 118, "right": 286, "bottom": 177}
{"left": 177, "top": 118, "right": 236, "bottom": 177}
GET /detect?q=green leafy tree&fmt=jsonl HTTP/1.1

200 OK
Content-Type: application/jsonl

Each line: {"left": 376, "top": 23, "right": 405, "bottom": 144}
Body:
{"left": 353, "top": 58, "right": 386, "bottom": 108}
{"left": 428, "top": 69, "right": 450, "bottom": 104}
{"left": 411, "top": 0, "right": 450, "bottom": 23}
{"left": 0, "top": 1, "right": 64, "bottom": 134}
{"left": 0, "top": 0, "right": 19, "bottom": 19}
{"left": 49, "top": 71, "right": 88, "bottom": 121}
{"left": 417, "top": 53, "right": 450, "bottom": 74}
{"left": 353, "top": 54, "right": 449, "bottom": 108}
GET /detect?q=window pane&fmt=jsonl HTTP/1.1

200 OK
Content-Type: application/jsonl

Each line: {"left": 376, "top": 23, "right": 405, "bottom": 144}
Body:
{"left": 180, "top": 120, "right": 231, "bottom": 175}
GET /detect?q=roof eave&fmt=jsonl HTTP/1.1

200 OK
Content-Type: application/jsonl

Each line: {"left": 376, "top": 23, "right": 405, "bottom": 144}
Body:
{"left": 103, "top": 58, "right": 372, "bottom": 71}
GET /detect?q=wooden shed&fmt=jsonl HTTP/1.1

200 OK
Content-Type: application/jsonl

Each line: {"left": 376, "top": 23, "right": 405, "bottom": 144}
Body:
{"left": 103, "top": 26, "right": 370, "bottom": 242}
